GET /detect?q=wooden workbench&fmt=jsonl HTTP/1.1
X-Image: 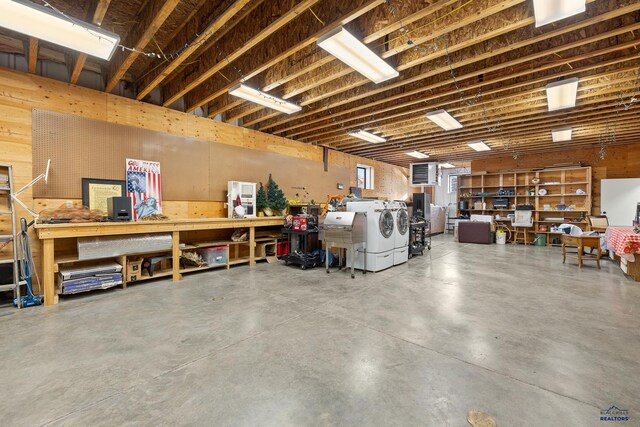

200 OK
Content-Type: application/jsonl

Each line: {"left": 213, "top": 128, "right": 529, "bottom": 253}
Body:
{"left": 35, "top": 217, "right": 283, "bottom": 306}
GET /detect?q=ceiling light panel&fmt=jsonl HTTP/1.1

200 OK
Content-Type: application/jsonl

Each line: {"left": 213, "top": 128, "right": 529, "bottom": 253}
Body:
{"left": 0, "top": 0, "right": 120, "bottom": 60}
{"left": 425, "top": 110, "right": 463, "bottom": 130}
{"left": 317, "top": 27, "right": 399, "bottom": 84}
{"left": 349, "top": 130, "right": 387, "bottom": 143}
{"left": 552, "top": 127, "right": 572, "bottom": 142}
{"left": 406, "top": 151, "right": 429, "bottom": 159}
{"left": 468, "top": 141, "right": 491, "bottom": 152}
{"left": 545, "top": 77, "right": 579, "bottom": 111}
{"left": 229, "top": 84, "right": 301, "bottom": 114}
{"left": 533, "top": 0, "right": 586, "bottom": 27}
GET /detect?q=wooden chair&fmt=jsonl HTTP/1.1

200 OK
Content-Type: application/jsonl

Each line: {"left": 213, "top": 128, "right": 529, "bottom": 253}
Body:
{"left": 512, "top": 210, "right": 533, "bottom": 244}
{"left": 587, "top": 215, "right": 609, "bottom": 233}
{"left": 587, "top": 215, "right": 608, "bottom": 254}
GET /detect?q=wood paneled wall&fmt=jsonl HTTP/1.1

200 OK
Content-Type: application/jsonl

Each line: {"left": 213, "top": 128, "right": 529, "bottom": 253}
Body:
{"left": 471, "top": 144, "right": 640, "bottom": 214}
{"left": 0, "top": 67, "right": 411, "bottom": 290}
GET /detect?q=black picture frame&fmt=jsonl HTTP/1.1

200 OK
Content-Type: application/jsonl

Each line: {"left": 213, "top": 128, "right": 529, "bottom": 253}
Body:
{"left": 81, "top": 178, "right": 126, "bottom": 209}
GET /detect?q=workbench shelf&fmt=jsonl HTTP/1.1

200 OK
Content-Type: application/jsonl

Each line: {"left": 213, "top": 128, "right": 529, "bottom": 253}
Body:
{"left": 35, "top": 217, "right": 284, "bottom": 306}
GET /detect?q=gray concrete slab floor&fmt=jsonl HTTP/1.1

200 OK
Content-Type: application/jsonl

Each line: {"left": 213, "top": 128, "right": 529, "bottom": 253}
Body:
{"left": 1, "top": 234, "right": 638, "bottom": 426}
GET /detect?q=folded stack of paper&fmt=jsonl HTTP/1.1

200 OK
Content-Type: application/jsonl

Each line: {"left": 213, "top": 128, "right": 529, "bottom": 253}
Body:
{"left": 58, "top": 261, "right": 123, "bottom": 294}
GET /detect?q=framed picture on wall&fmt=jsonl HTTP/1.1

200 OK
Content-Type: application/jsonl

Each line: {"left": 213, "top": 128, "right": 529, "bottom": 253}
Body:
{"left": 448, "top": 175, "right": 459, "bottom": 194}
{"left": 81, "top": 178, "right": 126, "bottom": 212}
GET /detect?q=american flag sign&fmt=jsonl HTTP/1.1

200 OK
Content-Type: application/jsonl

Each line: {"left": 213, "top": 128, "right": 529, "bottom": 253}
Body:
{"left": 126, "top": 159, "right": 162, "bottom": 220}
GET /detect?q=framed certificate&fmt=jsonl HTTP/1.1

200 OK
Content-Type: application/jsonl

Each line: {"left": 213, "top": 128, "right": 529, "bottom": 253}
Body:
{"left": 81, "top": 178, "right": 126, "bottom": 212}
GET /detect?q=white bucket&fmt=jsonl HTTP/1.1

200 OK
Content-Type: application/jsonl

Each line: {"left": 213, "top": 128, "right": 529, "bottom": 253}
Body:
{"left": 496, "top": 232, "right": 506, "bottom": 245}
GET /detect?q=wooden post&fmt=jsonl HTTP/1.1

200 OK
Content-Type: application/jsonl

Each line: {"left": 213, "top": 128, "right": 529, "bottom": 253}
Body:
{"left": 172, "top": 231, "right": 181, "bottom": 281}
{"left": 249, "top": 226, "right": 256, "bottom": 266}
{"left": 42, "top": 238, "right": 57, "bottom": 306}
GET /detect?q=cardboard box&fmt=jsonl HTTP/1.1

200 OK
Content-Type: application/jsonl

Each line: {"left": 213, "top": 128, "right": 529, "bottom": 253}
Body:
{"left": 127, "top": 259, "right": 142, "bottom": 276}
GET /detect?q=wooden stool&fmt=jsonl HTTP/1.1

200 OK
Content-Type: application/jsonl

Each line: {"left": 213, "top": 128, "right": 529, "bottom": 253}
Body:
{"left": 513, "top": 227, "right": 528, "bottom": 245}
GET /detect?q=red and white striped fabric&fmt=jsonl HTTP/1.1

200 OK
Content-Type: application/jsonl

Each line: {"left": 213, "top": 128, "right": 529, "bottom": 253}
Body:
{"left": 605, "top": 226, "right": 640, "bottom": 262}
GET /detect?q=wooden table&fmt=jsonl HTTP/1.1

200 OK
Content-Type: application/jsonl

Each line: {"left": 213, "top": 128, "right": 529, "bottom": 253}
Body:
{"left": 35, "top": 217, "right": 283, "bottom": 306}
{"left": 605, "top": 226, "right": 640, "bottom": 281}
{"left": 562, "top": 234, "right": 601, "bottom": 269}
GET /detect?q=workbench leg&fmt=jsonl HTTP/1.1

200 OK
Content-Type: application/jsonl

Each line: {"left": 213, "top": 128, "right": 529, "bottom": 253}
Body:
{"left": 172, "top": 231, "right": 181, "bottom": 282}
{"left": 249, "top": 227, "right": 256, "bottom": 267}
{"left": 43, "top": 238, "right": 58, "bottom": 306}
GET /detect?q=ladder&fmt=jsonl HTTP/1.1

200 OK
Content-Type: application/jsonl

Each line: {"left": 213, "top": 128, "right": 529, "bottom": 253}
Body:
{"left": 0, "top": 164, "right": 25, "bottom": 308}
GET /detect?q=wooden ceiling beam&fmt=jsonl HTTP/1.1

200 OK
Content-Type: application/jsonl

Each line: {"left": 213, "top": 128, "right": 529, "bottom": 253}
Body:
{"left": 28, "top": 37, "right": 38, "bottom": 74}
{"left": 324, "top": 66, "right": 639, "bottom": 147}
{"left": 374, "top": 124, "right": 640, "bottom": 161}
{"left": 333, "top": 86, "right": 639, "bottom": 152}
{"left": 256, "top": 0, "right": 616, "bottom": 133}
{"left": 377, "top": 136, "right": 640, "bottom": 165}
{"left": 284, "top": 0, "right": 533, "bottom": 116}
{"left": 135, "top": 0, "right": 253, "bottom": 101}
{"left": 184, "top": 0, "right": 386, "bottom": 113}
{"left": 287, "top": 33, "right": 640, "bottom": 141}
{"left": 255, "top": 0, "right": 458, "bottom": 98}
{"left": 354, "top": 109, "right": 640, "bottom": 159}
{"left": 337, "top": 82, "right": 640, "bottom": 152}
{"left": 296, "top": 49, "right": 635, "bottom": 142}
{"left": 70, "top": 0, "right": 112, "bottom": 84}
{"left": 277, "top": 0, "right": 465, "bottom": 99}
{"left": 162, "top": 0, "right": 321, "bottom": 108}
{"left": 104, "top": 0, "right": 180, "bottom": 93}
{"left": 342, "top": 94, "right": 640, "bottom": 157}
{"left": 208, "top": 96, "right": 244, "bottom": 119}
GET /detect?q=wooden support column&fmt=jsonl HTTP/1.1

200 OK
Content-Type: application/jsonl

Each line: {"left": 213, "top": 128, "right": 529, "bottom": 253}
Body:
{"left": 42, "top": 239, "right": 57, "bottom": 306}
{"left": 249, "top": 226, "right": 256, "bottom": 266}
{"left": 172, "top": 231, "right": 181, "bottom": 281}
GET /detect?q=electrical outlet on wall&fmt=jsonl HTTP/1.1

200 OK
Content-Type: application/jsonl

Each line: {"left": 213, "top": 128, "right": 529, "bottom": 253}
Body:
{"left": 65, "top": 200, "right": 73, "bottom": 208}
{"left": 337, "top": 183, "right": 344, "bottom": 190}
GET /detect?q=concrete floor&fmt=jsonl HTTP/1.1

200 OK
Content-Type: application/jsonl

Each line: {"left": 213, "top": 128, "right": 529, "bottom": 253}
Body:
{"left": 1, "top": 235, "right": 639, "bottom": 426}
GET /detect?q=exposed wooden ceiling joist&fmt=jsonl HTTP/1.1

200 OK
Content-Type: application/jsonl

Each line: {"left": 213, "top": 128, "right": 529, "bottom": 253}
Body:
{"left": 104, "top": 0, "right": 180, "bottom": 92}
{"left": 135, "top": 0, "right": 253, "bottom": 100}
{"left": 184, "top": 0, "right": 387, "bottom": 113}
{"left": 162, "top": 0, "right": 322, "bottom": 107}
{"left": 70, "top": 0, "right": 112, "bottom": 84}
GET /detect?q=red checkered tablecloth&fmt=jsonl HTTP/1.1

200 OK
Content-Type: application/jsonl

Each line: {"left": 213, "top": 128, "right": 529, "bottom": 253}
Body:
{"left": 605, "top": 227, "right": 640, "bottom": 262}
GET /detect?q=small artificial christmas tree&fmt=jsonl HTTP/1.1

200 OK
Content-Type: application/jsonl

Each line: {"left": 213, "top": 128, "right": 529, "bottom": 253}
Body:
{"left": 267, "top": 173, "right": 289, "bottom": 214}
{"left": 256, "top": 182, "right": 268, "bottom": 213}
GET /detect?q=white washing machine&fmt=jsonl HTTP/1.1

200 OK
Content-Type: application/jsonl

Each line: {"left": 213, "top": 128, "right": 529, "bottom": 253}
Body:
{"left": 392, "top": 201, "right": 409, "bottom": 265}
{"left": 346, "top": 200, "right": 395, "bottom": 272}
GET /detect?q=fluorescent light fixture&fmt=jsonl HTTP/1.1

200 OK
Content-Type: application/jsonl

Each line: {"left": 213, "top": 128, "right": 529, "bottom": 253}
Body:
{"left": 349, "top": 130, "right": 386, "bottom": 143}
{"left": 0, "top": 0, "right": 120, "bottom": 60}
{"left": 533, "top": 0, "right": 586, "bottom": 27}
{"left": 317, "top": 27, "right": 399, "bottom": 84}
{"left": 406, "top": 151, "right": 429, "bottom": 159}
{"left": 440, "top": 163, "right": 456, "bottom": 168}
{"left": 545, "top": 77, "right": 579, "bottom": 111}
{"left": 552, "top": 127, "right": 572, "bottom": 142}
{"left": 426, "top": 109, "right": 463, "bottom": 130}
{"left": 468, "top": 141, "right": 491, "bottom": 152}
{"left": 229, "top": 84, "right": 301, "bottom": 114}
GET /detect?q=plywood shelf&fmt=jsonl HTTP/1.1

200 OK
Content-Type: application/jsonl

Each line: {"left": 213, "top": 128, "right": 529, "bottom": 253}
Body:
{"left": 458, "top": 166, "right": 592, "bottom": 245}
{"left": 180, "top": 264, "right": 227, "bottom": 274}
{"left": 228, "top": 256, "right": 251, "bottom": 266}
{"left": 135, "top": 269, "right": 174, "bottom": 282}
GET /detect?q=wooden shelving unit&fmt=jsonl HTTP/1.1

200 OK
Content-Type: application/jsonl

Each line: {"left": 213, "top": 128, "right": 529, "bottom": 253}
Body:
{"left": 458, "top": 166, "right": 592, "bottom": 245}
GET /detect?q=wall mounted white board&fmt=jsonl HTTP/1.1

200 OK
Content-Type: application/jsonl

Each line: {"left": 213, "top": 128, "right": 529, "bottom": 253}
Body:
{"left": 601, "top": 178, "right": 640, "bottom": 226}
